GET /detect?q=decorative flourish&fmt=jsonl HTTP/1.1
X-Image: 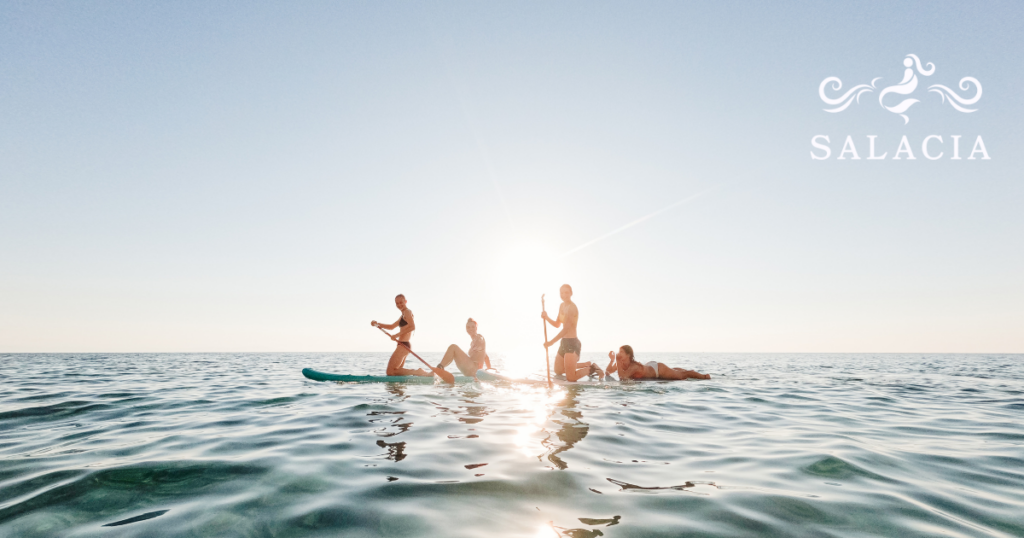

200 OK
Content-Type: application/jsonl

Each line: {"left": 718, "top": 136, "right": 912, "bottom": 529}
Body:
{"left": 929, "top": 77, "right": 983, "bottom": 113}
{"left": 819, "top": 54, "right": 982, "bottom": 124}
{"left": 819, "top": 77, "right": 878, "bottom": 113}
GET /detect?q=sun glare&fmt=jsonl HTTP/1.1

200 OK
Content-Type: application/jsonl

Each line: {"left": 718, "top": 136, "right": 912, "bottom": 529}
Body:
{"left": 492, "top": 241, "right": 557, "bottom": 289}
{"left": 487, "top": 240, "right": 565, "bottom": 377}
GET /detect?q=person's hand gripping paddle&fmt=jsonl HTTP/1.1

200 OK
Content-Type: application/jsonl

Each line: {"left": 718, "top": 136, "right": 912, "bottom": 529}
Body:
{"left": 372, "top": 323, "right": 456, "bottom": 384}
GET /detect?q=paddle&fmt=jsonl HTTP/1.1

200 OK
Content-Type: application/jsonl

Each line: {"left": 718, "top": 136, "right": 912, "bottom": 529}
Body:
{"left": 542, "top": 294, "right": 552, "bottom": 388}
{"left": 373, "top": 324, "right": 456, "bottom": 384}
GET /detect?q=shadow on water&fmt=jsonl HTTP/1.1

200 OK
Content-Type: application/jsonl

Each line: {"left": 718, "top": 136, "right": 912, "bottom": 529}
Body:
{"left": 458, "top": 397, "right": 490, "bottom": 425}
{"left": 367, "top": 385, "right": 414, "bottom": 461}
{"left": 553, "top": 515, "right": 622, "bottom": 537}
{"left": 376, "top": 440, "right": 407, "bottom": 462}
{"left": 555, "top": 529, "right": 604, "bottom": 538}
{"left": 541, "top": 388, "right": 590, "bottom": 470}
{"left": 382, "top": 384, "right": 408, "bottom": 400}
{"left": 368, "top": 411, "right": 411, "bottom": 438}
{"left": 366, "top": 384, "right": 498, "bottom": 469}
{"left": 102, "top": 509, "right": 169, "bottom": 527}
{"left": 606, "top": 477, "right": 713, "bottom": 494}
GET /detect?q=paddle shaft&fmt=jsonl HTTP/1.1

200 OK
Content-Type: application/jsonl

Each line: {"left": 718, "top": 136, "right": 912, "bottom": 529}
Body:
{"left": 374, "top": 325, "right": 453, "bottom": 382}
{"left": 542, "top": 295, "right": 552, "bottom": 387}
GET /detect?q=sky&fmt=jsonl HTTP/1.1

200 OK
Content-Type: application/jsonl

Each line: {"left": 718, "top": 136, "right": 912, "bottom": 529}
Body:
{"left": 1, "top": 1, "right": 1022, "bottom": 356}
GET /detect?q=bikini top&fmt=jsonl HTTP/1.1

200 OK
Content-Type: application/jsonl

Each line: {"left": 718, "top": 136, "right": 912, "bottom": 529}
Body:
{"left": 399, "top": 310, "right": 409, "bottom": 327}
{"left": 468, "top": 334, "right": 486, "bottom": 357}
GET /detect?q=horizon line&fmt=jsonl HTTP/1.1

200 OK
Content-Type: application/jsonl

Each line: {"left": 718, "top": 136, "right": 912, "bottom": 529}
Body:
{"left": 2, "top": 351, "right": 1020, "bottom": 355}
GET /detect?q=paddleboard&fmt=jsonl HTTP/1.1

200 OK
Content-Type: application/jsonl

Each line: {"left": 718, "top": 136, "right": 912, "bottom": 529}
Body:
{"left": 302, "top": 368, "right": 475, "bottom": 383}
{"left": 302, "top": 368, "right": 614, "bottom": 385}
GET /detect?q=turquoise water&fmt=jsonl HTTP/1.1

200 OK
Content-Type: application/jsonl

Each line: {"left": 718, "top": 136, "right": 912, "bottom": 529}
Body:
{"left": 1, "top": 353, "right": 1022, "bottom": 537}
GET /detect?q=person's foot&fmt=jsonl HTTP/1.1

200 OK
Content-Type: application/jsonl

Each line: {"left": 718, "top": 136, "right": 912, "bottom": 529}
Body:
{"left": 702, "top": 373, "right": 711, "bottom": 380}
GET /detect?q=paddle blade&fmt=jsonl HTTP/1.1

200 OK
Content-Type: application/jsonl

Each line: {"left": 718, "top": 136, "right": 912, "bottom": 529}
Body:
{"left": 435, "top": 368, "right": 456, "bottom": 384}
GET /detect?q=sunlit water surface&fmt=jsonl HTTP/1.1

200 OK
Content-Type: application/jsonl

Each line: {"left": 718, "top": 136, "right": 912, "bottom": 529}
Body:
{"left": 1, "top": 353, "right": 1022, "bottom": 537}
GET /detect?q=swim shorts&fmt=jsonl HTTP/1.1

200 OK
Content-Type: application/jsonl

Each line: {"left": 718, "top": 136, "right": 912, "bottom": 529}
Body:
{"left": 646, "top": 361, "right": 659, "bottom": 378}
{"left": 557, "top": 337, "right": 582, "bottom": 356}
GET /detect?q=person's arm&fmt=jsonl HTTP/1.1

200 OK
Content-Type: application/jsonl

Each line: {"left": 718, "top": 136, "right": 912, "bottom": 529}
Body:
{"left": 543, "top": 306, "right": 569, "bottom": 347}
{"left": 605, "top": 351, "right": 618, "bottom": 375}
{"left": 484, "top": 353, "right": 492, "bottom": 369}
{"left": 392, "top": 311, "right": 415, "bottom": 340}
{"left": 373, "top": 318, "right": 400, "bottom": 330}
{"left": 544, "top": 326, "right": 568, "bottom": 348}
{"left": 541, "top": 307, "right": 562, "bottom": 328}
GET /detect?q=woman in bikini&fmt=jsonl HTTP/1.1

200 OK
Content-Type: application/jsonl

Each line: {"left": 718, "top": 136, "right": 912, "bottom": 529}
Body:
{"left": 435, "top": 318, "right": 492, "bottom": 377}
{"left": 604, "top": 345, "right": 710, "bottom": 380}
{"left": 371, "top": 294, "right": 431, "bottom": 377}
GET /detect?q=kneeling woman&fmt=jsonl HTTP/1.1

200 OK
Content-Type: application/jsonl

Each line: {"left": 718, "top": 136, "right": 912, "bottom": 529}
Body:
{"left": 436, "top": 318, "right": 492, "bottom": 377}
{"left": 605, "top": 345, "right": 710, "bottom": 380}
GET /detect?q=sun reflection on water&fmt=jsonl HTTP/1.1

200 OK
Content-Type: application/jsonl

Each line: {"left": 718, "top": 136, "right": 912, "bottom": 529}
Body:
{"left": 534, "top": 523, "right": 559, "bottom": 538}
{"left": 503, "top": 385, "right": 565, "bottom": 458}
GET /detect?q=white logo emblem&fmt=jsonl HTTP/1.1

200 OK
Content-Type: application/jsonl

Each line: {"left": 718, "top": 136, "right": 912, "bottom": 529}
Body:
{"left": 819, "top": 54, "right": 982, "bottom": 124}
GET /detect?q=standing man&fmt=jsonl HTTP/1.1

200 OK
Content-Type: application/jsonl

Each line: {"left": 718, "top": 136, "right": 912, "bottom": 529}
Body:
{"left": 542, "top": 284, "right": 598, "bottom": 382}
{"left": 371, "top": 294, "right": 431, "bottom": 377}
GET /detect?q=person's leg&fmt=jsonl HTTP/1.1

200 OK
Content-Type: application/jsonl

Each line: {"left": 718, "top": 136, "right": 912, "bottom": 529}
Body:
{"left": 568, "top": 338, "right": 590, "bottom": 370}
{"left": 563, "top": 352, "right": 591, "bottom": 382}
{"left": 387, "top": 345, "right": 429, "bottom": 376}
{"left": 677, "top": 368, "right": 710, "bottom": 380}
{"left": 437, "top": 344, "right": 462, "bottom": 369}
{"left": 448, "top": 346, "right": 479, "bottom": 375}
{"left": 553, "top": 352, "right": 566, "bottom": 375}
{"left": 657, "top": 364, "right": 710, "bottom": 380}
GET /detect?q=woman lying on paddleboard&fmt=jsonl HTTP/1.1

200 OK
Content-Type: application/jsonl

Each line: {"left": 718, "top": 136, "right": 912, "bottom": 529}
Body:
{"left": 435, "top": 318, "right": 492, "bottom": 377}
{"left": 604, "top": 345, "right": 710, "bottom": 380}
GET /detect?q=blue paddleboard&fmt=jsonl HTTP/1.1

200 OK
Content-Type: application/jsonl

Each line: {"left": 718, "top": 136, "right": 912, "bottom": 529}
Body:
{"left": 302, "top": 368, "right": 514, "bottom": 384}
{"left": 302, "top": 367, "right": 611, "bottom": 385}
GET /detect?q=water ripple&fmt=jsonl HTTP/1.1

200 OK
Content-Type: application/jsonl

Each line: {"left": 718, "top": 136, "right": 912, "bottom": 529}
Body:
{"left": 0, "top": 353, "right": 1022, "bottom": 537}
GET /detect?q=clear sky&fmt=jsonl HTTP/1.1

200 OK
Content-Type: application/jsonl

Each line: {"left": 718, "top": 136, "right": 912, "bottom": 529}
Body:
{"left": 2, "top": 1, "right": 1021, "bottom": 355}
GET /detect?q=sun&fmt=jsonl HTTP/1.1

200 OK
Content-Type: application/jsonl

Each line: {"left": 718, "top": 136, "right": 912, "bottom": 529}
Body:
{"left": 484, "top": 240, "right": 565, "bottom": 378}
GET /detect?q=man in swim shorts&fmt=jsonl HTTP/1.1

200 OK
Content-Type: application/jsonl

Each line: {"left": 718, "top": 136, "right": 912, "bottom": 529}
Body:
{"left": 604, "top": 345, "right": 710, "bottom": 380}
{"left": 436, "top": 317, "right": 492, "bottom": 377}
{"left": 542, "top": 284, "right": 600, "bottom": 382}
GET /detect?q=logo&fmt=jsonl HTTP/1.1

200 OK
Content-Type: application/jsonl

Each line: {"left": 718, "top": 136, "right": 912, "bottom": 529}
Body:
{"left": 819, "top": 54, "right": 982, "bottom": 124}
{"left": 810, "top": 54, "right": 989, "bottom": 161}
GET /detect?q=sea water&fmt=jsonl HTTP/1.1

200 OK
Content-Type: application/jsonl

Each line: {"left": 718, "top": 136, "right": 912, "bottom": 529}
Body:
{"left": 1, "top": 353, "right": 1022, "bottom": 537}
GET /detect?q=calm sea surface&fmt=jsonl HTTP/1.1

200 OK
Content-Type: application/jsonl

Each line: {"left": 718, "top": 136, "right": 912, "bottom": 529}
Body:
{"left": 1, "top": 353, "right": 1022, "bottom": 537}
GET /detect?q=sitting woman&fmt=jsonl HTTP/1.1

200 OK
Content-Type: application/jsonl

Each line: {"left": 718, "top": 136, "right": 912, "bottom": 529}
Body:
{"left": 436, "top": 318, "right": 492, "bottom": 377}
{"left": 605, "top": 345, "right": 710, "bottom": 380}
